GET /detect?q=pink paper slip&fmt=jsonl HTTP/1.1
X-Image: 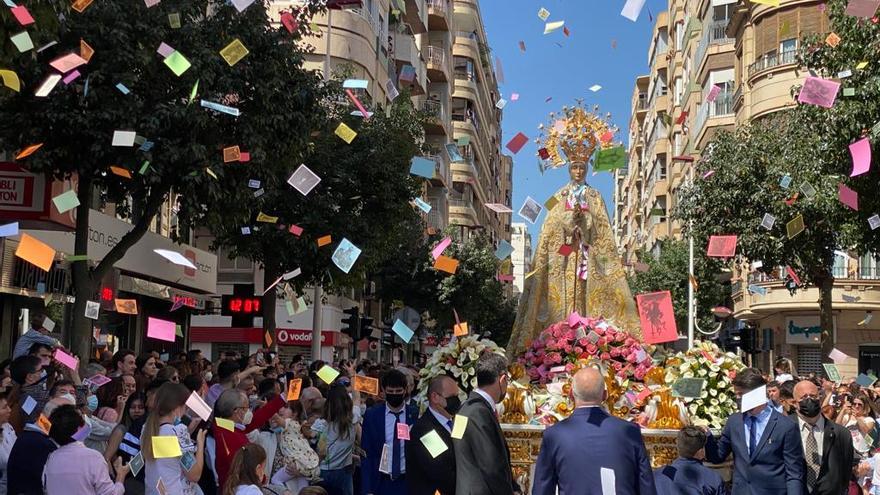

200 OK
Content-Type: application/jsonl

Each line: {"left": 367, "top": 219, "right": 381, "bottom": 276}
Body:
{"left": 838, "top": 183, "right": 859, "bottom": 210}
{"left": 706, "top": 85, "right": 721, "bottom": 102}
{"left": 397, "top": 423, "right": 410, "bottom": 440}
{"left": 49, "top": 53, "right": 87, "bottom": 74}
{"left": 431, "top": 237, "right": 452, "bottom": 260}
{"left": 54, "top": 349, "right": 79, "bottom": 370}
{"left": 147, "top": 317, "right": 176, "bottom": 342}
{"left": 850, "top": 137, "right": 872, "bottom": 177}
{"left": 798, "top": 76, "right": 840, "bottom": 108}
{"left": 506, "top": 132, "right": 529, "bottom": 154}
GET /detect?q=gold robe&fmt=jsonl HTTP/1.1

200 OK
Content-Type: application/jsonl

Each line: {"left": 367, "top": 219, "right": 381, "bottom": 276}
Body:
{"left": 507, "top": 183, "right": 642, "bottom": 358}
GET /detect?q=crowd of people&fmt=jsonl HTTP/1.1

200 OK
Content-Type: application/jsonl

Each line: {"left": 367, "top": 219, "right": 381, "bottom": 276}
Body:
{"left": 6, "top": 314, "right": 880, "bottom": 494}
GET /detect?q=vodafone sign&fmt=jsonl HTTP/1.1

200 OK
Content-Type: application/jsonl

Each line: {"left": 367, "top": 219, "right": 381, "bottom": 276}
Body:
{"left": 276, "top": 329, "right": 336, "bottom": 347}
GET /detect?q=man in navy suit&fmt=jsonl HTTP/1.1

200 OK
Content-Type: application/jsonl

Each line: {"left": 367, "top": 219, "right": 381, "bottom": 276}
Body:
{"left": 532, "top": 367, "right": 656, "bottom": 495}
{"left": 704, "top": 368, "right": 805, "bottom": 495}
{"left": 654, "top": 426, "right": 726, "bottom": 495}
{"left": 360, "top": 369, "right": 417, "bottom": 495}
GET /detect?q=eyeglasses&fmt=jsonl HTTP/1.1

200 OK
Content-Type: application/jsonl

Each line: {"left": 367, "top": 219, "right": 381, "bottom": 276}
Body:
{"left": 854, "top": 402, "right": 864, "bottom": 407}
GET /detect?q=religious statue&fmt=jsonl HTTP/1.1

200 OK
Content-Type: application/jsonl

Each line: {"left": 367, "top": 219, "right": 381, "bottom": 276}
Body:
{"left": 507, "top": 103, "right": 642, "bottom": 358}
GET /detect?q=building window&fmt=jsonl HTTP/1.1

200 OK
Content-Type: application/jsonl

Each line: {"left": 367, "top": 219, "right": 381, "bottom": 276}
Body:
{"left": 833, "top": 251, "right": 848, "bottom": 278}
{"left": 779, "top": 38, "right": 797, "bottom": 64}
{"left": 860, "top": 253, "right": 879, "bottom": 279}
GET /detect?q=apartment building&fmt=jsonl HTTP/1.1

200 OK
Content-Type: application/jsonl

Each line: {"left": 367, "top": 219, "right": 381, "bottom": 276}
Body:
{"left": 614, "top": 0, "right": 880, "bottom": 376}
{"left": 510, "top": 223, "right": 532, "bottom": 298}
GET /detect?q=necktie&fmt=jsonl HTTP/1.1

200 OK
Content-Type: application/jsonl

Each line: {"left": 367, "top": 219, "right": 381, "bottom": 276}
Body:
{"left": 804, "top": 423, "right": 820, "bottom": 490}
{"left": 447, "top": 419, "right": 454, "bottom": 431}
{"left": 391, "top": 411, "right": 402, "bottom": 479}
{"left": 748, "top": 415, "right": 757, "bottom": 455}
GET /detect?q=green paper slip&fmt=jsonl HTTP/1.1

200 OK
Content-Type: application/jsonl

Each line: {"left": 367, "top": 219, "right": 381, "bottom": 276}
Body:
{"left": 594, "top": 146, "right": 627, "bottom": 172}
{"left": 672, "top": 377, "right": 706, "bottom": 399}
{"left": 316, "top": 365, "right": 340, "bottom": 385}
{"left": 163, "top": 51, "right": 191, "bottom": 77}
{"left": 65, "top": 255, "right": 89, "bottom": 262}
{"left": 52, "top": 190, "right": 80, "bottom": 214}
{"left": 10, "top": 31, "right": 33, "bottom": 52}
{"left": 823, "top": 363, "right": 841, "bottom": 382}
{"left": 420, "top": 430, "right": 449, "bottom": 458}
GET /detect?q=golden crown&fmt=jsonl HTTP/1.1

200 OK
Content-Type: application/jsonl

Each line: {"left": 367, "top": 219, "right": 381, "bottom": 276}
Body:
{"left": 537, "top": 102, "right": 617, "bottom": 169}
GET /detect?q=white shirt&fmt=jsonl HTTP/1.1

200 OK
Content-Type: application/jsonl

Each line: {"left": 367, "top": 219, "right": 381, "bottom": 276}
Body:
{"left": 798, "top": 415, "right": 825, "bottom": 456}
{"left": 474, "top": 388, "right": 496, "bottom": 410}
{"left": 428, "top": 407, "right": 453, "bottom": 432}
{"left": 384, "top": 406, "right": 407, "bottom": 474}
{"left": 234, "top": 485, "right": 262, "bottom": 495}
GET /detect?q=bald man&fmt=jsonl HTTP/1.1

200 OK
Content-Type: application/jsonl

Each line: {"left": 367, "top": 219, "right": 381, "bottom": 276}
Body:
{"left": 792, "top": 380, "right": 854, "bottom": 495}
{"left": 532, "top": 368, "right": 655, "bottom": 495}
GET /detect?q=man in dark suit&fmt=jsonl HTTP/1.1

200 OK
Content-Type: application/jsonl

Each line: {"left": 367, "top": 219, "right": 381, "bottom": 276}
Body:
{"left": 792, "top": 379, "right": 855, "bottom": 495}
{"left": 654, "top": 426, "right": 725, "bottom": 495}
{"left": 361, "top": 369, "right": 417, "bottom": 495}
{"left": 704, "top": 368, "right": 805, "bottom": 495}
{"left": 532, "top": 367, "right": 655, "bottom": 495}
{"left": 406, "top": 375, "right": 461, "bottom": 495}
{"left": 452, "top": 352, "right": 519, "bottom": 495}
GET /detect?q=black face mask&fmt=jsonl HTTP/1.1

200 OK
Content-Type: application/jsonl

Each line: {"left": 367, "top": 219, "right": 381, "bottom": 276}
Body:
{"left": 799, "top": 397, "right": 821, "bottom": 418}
{"left": 385, "top": 393, "right": 406, "bottom": 409}
{"left": 444, "top": 396, "right": 462, "bottom": 415}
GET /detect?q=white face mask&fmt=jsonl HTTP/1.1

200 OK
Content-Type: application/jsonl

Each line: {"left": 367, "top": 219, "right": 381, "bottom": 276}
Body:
{"left": 242, "top": 409, "right": 254, "bottom": 425}
{"left": 59, "top": 393, "right": 76, "bottom": 404}
{"left": 203, "top": 372, "right": 213, "bottom": 382}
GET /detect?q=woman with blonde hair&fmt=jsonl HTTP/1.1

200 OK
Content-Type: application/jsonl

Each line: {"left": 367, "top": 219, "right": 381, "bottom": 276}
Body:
{"left": 142, "top": 382, "right": 206, "bottom": 495}
{"left": 774, "top": 357, "right": 796, "bottom": 383}
{"left": 223, "top": 444, "right": 293, "bottom": 495}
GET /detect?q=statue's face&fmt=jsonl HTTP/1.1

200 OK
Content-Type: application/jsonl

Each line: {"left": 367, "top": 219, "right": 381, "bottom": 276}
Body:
{"left": 569, "top": 161, "right": 586, "bottom": 183}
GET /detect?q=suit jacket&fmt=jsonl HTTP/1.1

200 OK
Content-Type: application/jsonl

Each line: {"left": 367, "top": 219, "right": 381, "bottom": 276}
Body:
{"left": 7, "top": 428, "right": 57, "bottom": 495}
{"left": 452, "top": 391, "right": 517, "bottom": 495}
{"left": 532, "top": 407, "right": 656, "bottom": 495}
{"left": 653, "top": 457, "right": 726, "bottom": 495}
{"left": 704, "top": 408, "right": 805, "bottom": 495}
{"left": 405, "top": 410, "right": 456, "bottom": 495}
{"left": 788, "top": 415, "right": 855, "bottom": 495}
{"left": 360, "top": 403, "right": 417, "bottom": 495}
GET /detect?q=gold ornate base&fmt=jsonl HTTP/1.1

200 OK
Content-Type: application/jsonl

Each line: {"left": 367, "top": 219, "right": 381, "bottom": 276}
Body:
{"left": 502, "top": 424, "right": 731, "bottom": 494}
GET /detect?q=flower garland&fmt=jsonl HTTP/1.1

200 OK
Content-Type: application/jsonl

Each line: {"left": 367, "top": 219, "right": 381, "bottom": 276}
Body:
{"left": 519, "top": 316, "right": 653, "bottom": 384}
{"left": 417, "top": 335, "right": 504, "bottom": 400}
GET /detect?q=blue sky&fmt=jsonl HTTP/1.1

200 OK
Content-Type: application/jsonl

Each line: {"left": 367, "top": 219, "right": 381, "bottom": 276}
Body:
{"left": 481, "top": 0, "right": 666, "bottom": 240}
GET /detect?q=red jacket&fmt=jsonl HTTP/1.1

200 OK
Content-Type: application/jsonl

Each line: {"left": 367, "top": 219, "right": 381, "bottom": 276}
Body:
{"left": 212, "top": 395, "right": 286, "bottom": 490}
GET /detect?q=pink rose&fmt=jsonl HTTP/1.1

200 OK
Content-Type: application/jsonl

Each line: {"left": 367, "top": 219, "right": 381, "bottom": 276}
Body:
{"left": 610, "top": 347, "right": 621, "bottom": 358}
{"left": 586, "top": 344, "right": 598, "bottom": 354}
{"left": 600, "top": 352, "right": 611, "bottom": 360}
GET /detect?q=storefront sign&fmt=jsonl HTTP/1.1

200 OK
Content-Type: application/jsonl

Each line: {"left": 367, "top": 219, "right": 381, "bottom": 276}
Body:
{"left": 276, "top": 329, "right": 336, "bottom": 347}
{"left": 22, "top": 209, "right": 217, "bottom": 293}
{"left": 0, "top": 163, "right": 48, "bottom": 218}
{"left": 190, "top": 326, "right": 341, "bottom": 348}
{"left": 786, "top": 315, "right": 836, "bottom": 345}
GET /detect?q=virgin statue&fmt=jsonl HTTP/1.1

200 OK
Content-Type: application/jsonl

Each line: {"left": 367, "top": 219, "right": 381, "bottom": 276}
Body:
{"left": 507, "top": 103, "right": 642, "bottom": 358}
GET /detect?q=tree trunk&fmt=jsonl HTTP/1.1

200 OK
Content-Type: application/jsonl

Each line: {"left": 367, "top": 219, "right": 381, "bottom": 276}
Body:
{"left": 816, "top": 270, "right": 835, "bottom": 365}
{"left": 262, "top": 260, "right": 279, "bottom": 351}
{"left": 68, "top": 179, "right": 170, "bottom": 369}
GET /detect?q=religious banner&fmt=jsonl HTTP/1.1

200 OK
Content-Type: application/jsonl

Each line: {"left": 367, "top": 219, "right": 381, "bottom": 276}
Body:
{"left": 636, "top": 291, "right": 678, "bottom": 344}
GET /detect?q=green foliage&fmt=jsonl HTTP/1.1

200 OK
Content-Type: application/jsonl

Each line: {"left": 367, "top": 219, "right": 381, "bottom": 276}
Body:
{"left": 202, "top": 97, "right": 426, "bottom": 296}
{"left": 628, "top": 239, "right": 727, "bottom": 333}
{"left": 377, "top": 231, "right": 517, "bottom": 347}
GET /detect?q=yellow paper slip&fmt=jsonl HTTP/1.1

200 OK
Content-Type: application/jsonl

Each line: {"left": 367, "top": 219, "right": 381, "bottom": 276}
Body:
{"left": 287, "top": 378, "right": 302, "bottom": 401}
{"left": 216, "top": 417, "right": 235, "bottom": 431}
{"left": 15, "top": 233, "right": 56, "bottom": 271}
{"left": 220, "top": 39, "right": 249, "bottom": 66}
{"left": 419, "top": 430, "right": 449, "bottom": 458}
{"left": 152, "top": 436, "right": 182, "bottom": 458}
{"left": 335, "top": 123, "right": 357, "bottom": 144}
{"left": 316, "top": 365, "right": 340, "bottom": 385}
{"left": 451, "top": 414, "right": 468, "bottom": 440}
{"left": 454, "top": 322, "right": 469, "bottom": 337}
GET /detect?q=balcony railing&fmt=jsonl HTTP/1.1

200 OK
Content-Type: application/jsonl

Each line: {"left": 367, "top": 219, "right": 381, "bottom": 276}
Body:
{"left": 694, "top": 91, "right": 733, "bottom": 137}
{"left": 423, "top": 99, "right": 444, "bottom": 121}
{"left": 426, "top": 45, "right": 446, "bottom": 68}
{"left": 748, "top": 50, "right": 797, "bottom": 77}
{"left": 426, "top": 0, "right": 447, "bottom": 15}
{"left": 732, "top": 85, "right": 743, "bottom": 107}
{"left": 694, "top": 20, "right": 734, "bottom": 70}
{"left": 637, "top": 93, "right": 649, "bottom": 110}
{"left": 349, "top": 7, "right": 381, "bottom": 37}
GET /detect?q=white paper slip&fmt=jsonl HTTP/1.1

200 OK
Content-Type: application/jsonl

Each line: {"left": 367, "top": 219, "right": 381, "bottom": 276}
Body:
{"left": 620, "top": 0, "right": 647, "bottom": 21}
{"left": 600, "top": 467, "right": 616, "bottom": 495}
{"left": 185, "top": 391, "right": 212, "bottom": 421}
{"left": 740, "top": 385, "right": 768, "bottom": 412}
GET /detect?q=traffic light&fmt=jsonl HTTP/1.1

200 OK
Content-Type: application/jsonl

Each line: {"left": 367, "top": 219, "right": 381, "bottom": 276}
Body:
{"left": 341, "top": 307, "right": 360, "bottom": 340}
{"left": 358, "top": 316, "right": 374, "bottom": 341}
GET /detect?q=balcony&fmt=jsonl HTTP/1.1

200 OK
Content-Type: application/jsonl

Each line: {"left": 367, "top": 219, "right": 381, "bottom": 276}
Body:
{"left": 748, "top": 50, "right": 797, "bottom": 79}
{"left": 403, "top": 0, "right": 427, "bottom": 34}
{"left": 422, "top": 99, "right": 448, "bottom": 135}
{"left": 426, "top": 0, "right": 450, "bottom": 30}
{"left": 693, "top": 91, "right": 733, "bottom": 140}
{"left": 426, "top": 45, "right": 449, "bottom": 82}
{"left": 636, "top": 93, "right": 649, "bottom": 112}
{"left": 694, "top": 20, "right": 734, "bottom": 71}
{"left": 426, "top": 153, "right": 450, "bottom": 187}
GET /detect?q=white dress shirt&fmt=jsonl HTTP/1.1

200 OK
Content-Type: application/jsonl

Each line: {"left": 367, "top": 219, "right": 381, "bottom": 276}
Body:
{"left": 384, "top": 406, "right": 407, "bottom": 473}
{"left": 474, "top": 388, "right": 496, "bottom": 411}
{"left": 429, "top": 407, "right": 453, "bottom": 432}
{"left": 798, "top": 414, "right": 825, "bottom": 456}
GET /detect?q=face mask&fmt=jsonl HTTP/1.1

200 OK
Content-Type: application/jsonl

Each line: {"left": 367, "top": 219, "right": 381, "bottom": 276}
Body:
{"left": 203, "top": 372, "right": 213, "bottom": 382}
{"left": 799, "top": 397, "right": 821, "bottom": 418}
{"left": 385, "top": 393, "right": 405, "bottom": 409}
{"left": 271, "top": 426, "right": 285, "bottom": 434}
{"left": 443, "top": 396, "right": 462, "bottom": 416}
{"left": 173, "top": 416, "right": 183, "bottom": 426}
{"left": 243, "top": 409, "right": 254, "bottom": 425}
{"left": 87, "top": 395, "right": 99, "bottom": 412}
{"left": 60, "top": 393, "right": 76, "bottom": 404}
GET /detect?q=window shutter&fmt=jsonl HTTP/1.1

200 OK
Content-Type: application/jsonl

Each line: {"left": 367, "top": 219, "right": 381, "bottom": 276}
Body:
{"left": 761, "top": 14, "right": 777, "bottom": 54}
{"left": 799, "top": 5, "right": 822, "bottom": 36}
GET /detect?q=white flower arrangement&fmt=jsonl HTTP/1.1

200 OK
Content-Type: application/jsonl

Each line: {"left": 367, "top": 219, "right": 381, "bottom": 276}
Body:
{"left": 663, "top": 341, "right": 745, "bottom": 429}
{"left": 417, "top": 335, "right": 505, "bottom": 401}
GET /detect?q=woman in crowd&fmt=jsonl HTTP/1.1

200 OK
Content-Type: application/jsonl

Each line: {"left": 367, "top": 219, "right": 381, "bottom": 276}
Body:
{"left": 774, "top": 357, "right": 795, "bottom": 383}
{"left": 223, "top": 444, "right": 296, "bottom": 495}
{"left": 104, "top": 392, "right": 147, "bottom": 465}
{"left": 121, "top": 374, "right": 137, "bottom": 398}
{"left": 142, "top": 383, "right": 206, "bottom": 495}
{"left": 135, "top": 354, "right": 158, "bottom": 392}
{"left": 840, "top": 392, "right": 879, "bottom": 456}
{"left": 271, "top": 401, "right": 319, "bottom": 492}
{"left": 95, "top": 377, "right": 128, "bottom": 423}
{"left": 157, "top": 365, "right": 180, "bottom": 384}
{"left": 0, "top": 393, "right": 16, "bottom": 495}
{"left": 313, "top": 385, "right": 358, "bottom": 495}
{"left": 43, "top": 404, "right": 129, "bottom": 495}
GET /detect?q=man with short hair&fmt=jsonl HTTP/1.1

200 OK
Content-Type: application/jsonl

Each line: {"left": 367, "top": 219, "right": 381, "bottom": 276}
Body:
{"left": 654, "top": 426, "right": 725, "bottom": 494}
{"left": 767, "top": 380, "right": 783, "bottom": 413}
{"left": 12, "top": 314, "right": 58, "bottom": 359}
{"left": 109, "top": 350, "right": 136, "bottom": 378}
{"left": 361, "top": 369, "right": 417, "bottom": 495}
{"left": 453, "top": 352, "right": 518, "bottom": 495}
{"left": 704, "top": 368, "right": 805, "bottom": 495}
{"left": 26, "top": 342, "right": 53, "bottom": 369}
{"left": 793, "top": 379, "right": 855, "bottom": 495}
{"left": 406, "top": 375, "right": 460, "bottom": 495}
{"left": 7, "top": 397, "right": 71, "bottom": 494}
{"left": 532, "top": 367, "right": 654, "bottom": 495}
